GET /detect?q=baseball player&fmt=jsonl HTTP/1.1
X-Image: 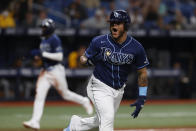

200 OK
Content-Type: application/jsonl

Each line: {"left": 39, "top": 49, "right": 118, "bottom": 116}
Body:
{"left": 23, "top": 18, "right": 93, "bottom": 130}
{"left": 63, "top": 10, "right": 149, "bottom": 131}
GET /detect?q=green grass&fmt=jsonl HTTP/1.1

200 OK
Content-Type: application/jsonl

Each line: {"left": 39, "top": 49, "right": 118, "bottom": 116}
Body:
{"left": 0, "top": 104, "right": 196, "bottom": 130}
{"left": 116, "top": 104, "right": 196, "bottom": 129}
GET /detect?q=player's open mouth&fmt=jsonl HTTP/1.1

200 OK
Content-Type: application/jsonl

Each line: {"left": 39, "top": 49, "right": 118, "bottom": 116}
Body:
{"left": 112, "top": 28, "right": 118, "bottom": 32}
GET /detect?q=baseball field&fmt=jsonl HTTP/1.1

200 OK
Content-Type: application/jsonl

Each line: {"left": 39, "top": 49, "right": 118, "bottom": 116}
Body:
{"left": 0, "top": 100, "right": 196, "bottom": 131}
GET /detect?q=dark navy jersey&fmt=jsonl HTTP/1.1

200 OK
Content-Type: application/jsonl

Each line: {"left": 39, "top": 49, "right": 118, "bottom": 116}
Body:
{"left": 85, "top": 34, "right": 149, "bottom": 89}
{"left": 40, "top": 34, "right": 63, "bottom": 68}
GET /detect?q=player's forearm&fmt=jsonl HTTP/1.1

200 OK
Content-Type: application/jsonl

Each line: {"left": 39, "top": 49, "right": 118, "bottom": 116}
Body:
{"left": 137, "top": 67, "right": 148, "bottom": 87}
{"left": 42, "top": 52, "right": 63, "bottom": 62}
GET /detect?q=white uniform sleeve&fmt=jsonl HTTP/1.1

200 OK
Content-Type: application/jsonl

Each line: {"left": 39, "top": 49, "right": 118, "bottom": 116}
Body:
{"left": 42, "top": 51, "right": 63, "bottom": 62}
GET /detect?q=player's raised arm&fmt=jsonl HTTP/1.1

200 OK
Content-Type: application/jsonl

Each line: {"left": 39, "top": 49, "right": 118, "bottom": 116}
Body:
{"left": 130, "top": 67, "right": 148, "bottom": 118}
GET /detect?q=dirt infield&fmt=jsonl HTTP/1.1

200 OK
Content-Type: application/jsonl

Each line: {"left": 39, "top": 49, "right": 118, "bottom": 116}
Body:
{"left": 0, "top": 99, "right": 196, "bottom": 107}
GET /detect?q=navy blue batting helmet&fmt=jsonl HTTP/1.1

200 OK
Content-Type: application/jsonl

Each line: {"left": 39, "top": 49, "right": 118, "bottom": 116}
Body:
{"left": 108, "top": 10, "right": 131, "bottom": 30}
{"left": 40, "top": 18, "right": 55, "bottom": 36}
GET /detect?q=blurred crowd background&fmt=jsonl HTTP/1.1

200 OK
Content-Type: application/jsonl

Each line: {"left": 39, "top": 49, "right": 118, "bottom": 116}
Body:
{"left": 1, "top": 0, "right": 196, "bottom": 30}
{"left": 0, "top": 0, "right": 196, "bottom": 101}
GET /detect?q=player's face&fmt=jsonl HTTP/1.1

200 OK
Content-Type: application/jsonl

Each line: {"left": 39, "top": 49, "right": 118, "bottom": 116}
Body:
{"left": 110, "top": 22, "right": 125, "bottom": 40}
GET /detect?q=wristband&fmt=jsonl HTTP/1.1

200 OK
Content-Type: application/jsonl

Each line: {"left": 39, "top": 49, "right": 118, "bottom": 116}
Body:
{"left": 139, "top": 86, "right": 148, "bottom": 96}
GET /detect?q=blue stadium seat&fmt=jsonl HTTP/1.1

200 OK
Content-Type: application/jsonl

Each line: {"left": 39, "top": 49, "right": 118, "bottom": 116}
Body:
{"left": 179, "top": 2, "right": 194, "bottom": 20}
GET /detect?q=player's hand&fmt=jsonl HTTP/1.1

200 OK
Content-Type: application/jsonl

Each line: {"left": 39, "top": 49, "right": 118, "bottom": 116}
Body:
{"left": 130, "top": 96, "right": 146, "bottom": 118}
{"left": 34, "top": 55, "right": 41, "bottom": 60}
{"left": 80, "top": 55, "right": 87, "bottom": 65}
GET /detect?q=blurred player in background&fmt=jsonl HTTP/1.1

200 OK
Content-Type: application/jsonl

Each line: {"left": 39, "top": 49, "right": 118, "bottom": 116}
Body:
{"left": 63, "top": 10, "right": 149, "bottom": 131}
{"left": 23, "top": 18, "right": 93, "bottom": 130}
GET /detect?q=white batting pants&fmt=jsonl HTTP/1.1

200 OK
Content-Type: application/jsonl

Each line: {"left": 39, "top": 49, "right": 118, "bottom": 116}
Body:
{"left": 70, "top": 75, "right": 124, "bottom": 131}
{"left": 30, "top": 64, "right": 86, "bottom": 123}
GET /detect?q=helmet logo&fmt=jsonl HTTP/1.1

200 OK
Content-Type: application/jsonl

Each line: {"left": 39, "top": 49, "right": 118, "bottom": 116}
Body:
{"left": 43, "top": 19, "right": 53, "bottom": 26}
{"left": 45, "top": 22, "right": 49, "bottom": 26}
{"left": 114, "top": 12, "right": 120, "bottom": 18}
{"left": 41, "top": 18, "right": 55, "bottom": 36}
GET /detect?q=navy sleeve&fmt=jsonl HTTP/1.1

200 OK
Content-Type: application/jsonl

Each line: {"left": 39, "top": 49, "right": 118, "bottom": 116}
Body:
{"left": 135, "top": 43, "right": 149, "bottom": 69}
{"left": 52, "top": 36, "right": 63, "bottom": 53}
{"left": 85, "top": 37, "right": 99, "bottom": 59}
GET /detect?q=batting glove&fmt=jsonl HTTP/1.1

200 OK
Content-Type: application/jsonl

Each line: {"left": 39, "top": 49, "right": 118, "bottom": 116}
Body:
{"left": 130, "top": 96, "right": 146, "bottom": 118}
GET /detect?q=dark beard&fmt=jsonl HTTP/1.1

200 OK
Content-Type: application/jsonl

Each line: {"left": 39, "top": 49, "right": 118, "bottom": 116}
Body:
{"left": 110, "top": 28, "right": 125, "bottom": 43}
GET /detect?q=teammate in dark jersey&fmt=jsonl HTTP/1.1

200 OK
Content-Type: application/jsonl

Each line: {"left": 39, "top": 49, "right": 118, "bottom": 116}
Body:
{"left": 23, "top": 18, "right": 93, "bottom": 130}
{"left": 64, "top": 10, "right": 149, "bottom": 131}
{"left": 40, "top": 34, "right": 62, "bottom": 69}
